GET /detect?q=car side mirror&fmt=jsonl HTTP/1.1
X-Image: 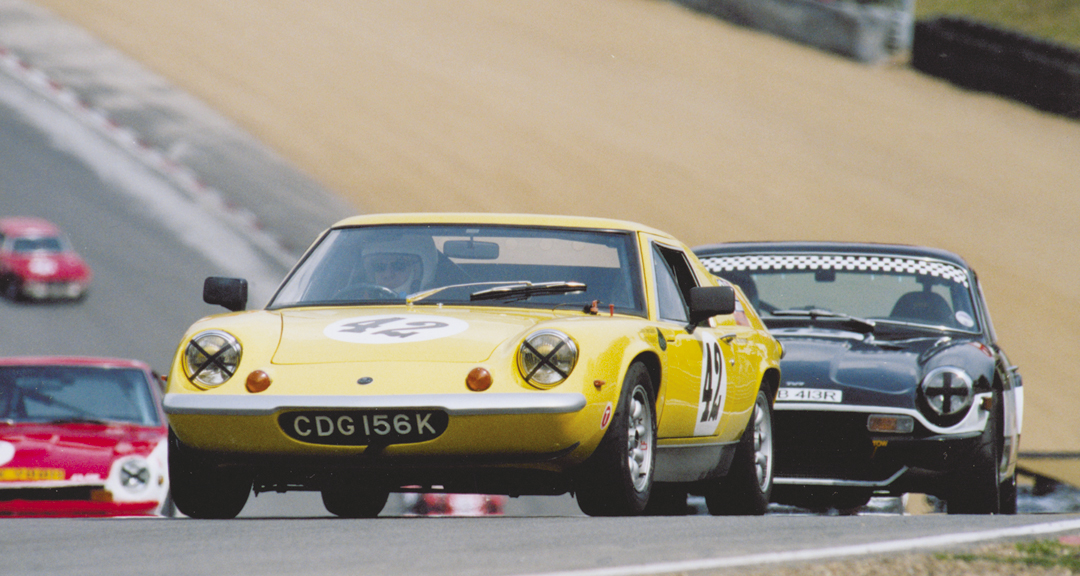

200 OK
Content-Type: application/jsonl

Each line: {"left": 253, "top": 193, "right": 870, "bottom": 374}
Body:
{"left": 688, "top": 285, "right": 735, "bottom": 325}
{"left": 204, "top": 277, "right": 248, "bottom": 312}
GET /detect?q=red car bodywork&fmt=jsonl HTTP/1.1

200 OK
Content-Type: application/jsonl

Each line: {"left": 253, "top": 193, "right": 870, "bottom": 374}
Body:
{"left": 0, "top": 357, "right": 170, "bottom": 517}
{"left": 0, "top": 217, "right": 92, "bottom": 301}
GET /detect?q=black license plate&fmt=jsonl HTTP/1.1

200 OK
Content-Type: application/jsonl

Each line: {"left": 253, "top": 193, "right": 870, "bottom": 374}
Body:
{"left": 279, "top": 409, "right": 448, "bottom": 446}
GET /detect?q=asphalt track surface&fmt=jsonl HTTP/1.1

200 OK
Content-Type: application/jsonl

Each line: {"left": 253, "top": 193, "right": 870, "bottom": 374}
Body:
{"left": 4, "top": 51, "right": 1080, "bottom": 576}
{"left": 3, "top": 1, "right": 1080, "bottom": 574}
{"left": 13, "top": 0, "right": 1080, "bottom": 475}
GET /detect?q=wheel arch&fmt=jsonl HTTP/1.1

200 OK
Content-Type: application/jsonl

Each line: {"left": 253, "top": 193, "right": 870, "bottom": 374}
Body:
{"left": 760, "top": 367, "right": 780, "bottom": 406}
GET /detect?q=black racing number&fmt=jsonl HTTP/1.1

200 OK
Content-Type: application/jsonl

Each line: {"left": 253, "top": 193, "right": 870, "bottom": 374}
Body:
{"left": 338, "top": 318, "right": 450, "bottom": 339}
{"left": 376, "top": 320, "right": 450, "bottom": 339}
{"left": 339, "top": 317, "right": 403, "bottom": 334}
{"left": 701, "top": 340, "right": 724, "bottom": 423}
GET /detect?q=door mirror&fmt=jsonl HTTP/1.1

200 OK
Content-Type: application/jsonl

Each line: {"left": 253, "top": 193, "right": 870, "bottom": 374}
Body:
{"left": 204, "top": 277, "right": 248, "bottom": 312}
{"left": 688, "top": 285, "right": 735, "bottom": 325}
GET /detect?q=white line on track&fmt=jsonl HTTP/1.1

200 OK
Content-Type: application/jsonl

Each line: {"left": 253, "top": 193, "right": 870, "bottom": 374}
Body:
{"left": 518, "top": 518, "right": 1080, "bottom": 576}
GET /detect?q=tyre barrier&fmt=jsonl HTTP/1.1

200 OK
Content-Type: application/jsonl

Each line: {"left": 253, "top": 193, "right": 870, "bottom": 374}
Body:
{"left": 674, "top": 0, "right": 914, "bottom": 64}
{"left": 912, "top": 16, "right": 1080, "bottom": 119}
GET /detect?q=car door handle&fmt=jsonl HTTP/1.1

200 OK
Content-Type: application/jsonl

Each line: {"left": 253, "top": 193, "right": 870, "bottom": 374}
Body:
{"left": 719, "top": 333, "right": 738, "bottom": 343}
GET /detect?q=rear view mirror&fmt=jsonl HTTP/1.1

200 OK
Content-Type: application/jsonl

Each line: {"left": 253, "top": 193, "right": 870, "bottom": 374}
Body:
{"left": 443, "top": 240, "right": 500, "bottom": 260}
{"left": 204, "top": 277, "right": 248, "bottom": 312}
{"left": 688, "top": 285, "right": 736, "bottom": 325}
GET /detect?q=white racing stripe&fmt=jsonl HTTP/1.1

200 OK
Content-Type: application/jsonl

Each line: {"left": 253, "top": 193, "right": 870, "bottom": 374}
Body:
{"left": 516, "top": 518, "right": 1080, "bottom": 576}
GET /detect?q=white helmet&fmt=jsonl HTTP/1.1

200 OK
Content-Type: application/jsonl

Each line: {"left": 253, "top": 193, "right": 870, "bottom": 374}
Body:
{"left": 360, "top": 234, "right": 438, "bottom": 294}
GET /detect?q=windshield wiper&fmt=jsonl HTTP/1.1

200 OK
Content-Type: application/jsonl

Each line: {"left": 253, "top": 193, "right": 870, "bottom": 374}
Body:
{"left": 407, "top": 281, "right": 530, "bottom": 304}
{"left": 769, "top": 309, "right": 876, "bottom": 332}
{"left": 470, "top": 281, "right": 587, "bottom": 302}
{"left": 48, "top": 416, "right": 112, "bottom": 425}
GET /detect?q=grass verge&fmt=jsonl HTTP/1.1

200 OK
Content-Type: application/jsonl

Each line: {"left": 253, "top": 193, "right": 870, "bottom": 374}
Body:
{"left": 915, "top": 0, "right": 1080, "bottom": 47}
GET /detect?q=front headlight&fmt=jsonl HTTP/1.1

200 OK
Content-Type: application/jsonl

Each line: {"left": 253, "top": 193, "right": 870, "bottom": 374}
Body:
{"left": 517, "top": 330, "right": 578, "bottom": 388}
{"left": 918, "top": 366, "right": 973, "bottom": 425}
{"left": 118, "top": 457, "right": 151, "bottom": 493}
{"left": 183, "top": 330, "right": 241, "bottom": 387}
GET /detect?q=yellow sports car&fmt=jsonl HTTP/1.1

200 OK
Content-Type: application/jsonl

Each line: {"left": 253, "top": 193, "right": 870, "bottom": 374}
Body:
{"left": 164, "top": 213, "right": 782, "bottom": 518}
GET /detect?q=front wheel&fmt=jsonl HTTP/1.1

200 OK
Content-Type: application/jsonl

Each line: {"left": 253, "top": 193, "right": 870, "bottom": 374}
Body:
{"left": 168, "top": 429, "right": 251, "bottom": 519}
{"left": 705, "top": 388, "right": 773, "bottom": 515}
{"left": 321, "top": 477, "right": 390, "bottom": 518}
{"left": 946, "top": 397, "right": 1001, "bottom": 514}
{"left": 575, "top": 362, "right": 656, "bottom": 516}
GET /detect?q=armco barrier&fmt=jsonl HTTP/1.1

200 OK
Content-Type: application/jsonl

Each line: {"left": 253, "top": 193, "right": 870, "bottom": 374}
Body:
{"left": 912, "top": 17, "right": 1080, "bottom": 118}
{"left": 674, "top": 0, "right": 914, "bottom": 63}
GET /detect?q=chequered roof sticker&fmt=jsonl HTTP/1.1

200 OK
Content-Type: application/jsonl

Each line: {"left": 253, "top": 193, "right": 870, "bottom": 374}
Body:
{"left": 699, "top": 254, "right": 970, "bottom": 287}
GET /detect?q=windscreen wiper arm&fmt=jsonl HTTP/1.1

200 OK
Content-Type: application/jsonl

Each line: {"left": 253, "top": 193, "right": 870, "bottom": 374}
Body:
{"left": 470, "top": 281, "right": 586, "bottom": 302}
{"left": 770, "top": 309, "right": 876, "bottom": 331}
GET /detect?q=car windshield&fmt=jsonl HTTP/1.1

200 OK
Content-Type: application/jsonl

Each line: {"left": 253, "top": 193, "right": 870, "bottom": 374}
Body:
{"left": 269, "top": 224, "right": 646, "bottom": 315}
{"left": 0, "top": 366, "right": 162, "bottom": 426}
{"left": 701, "top": 253, "right": 981, "bottom": 332}
{"left": 11, "top": 236, "right": 65, "bottom": 253}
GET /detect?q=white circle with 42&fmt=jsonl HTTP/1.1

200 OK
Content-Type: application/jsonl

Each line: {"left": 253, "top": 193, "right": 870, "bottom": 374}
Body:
{"left": 0, "top": 441, "right": 15, "bottom": 466}
{"left": 324, "top": 315, "right": 469, "bottom": 344}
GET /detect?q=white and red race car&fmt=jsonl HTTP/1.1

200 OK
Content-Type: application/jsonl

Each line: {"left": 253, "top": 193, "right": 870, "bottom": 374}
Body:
{"left": 0, "top": 357, "right": 170, "bottom": 516}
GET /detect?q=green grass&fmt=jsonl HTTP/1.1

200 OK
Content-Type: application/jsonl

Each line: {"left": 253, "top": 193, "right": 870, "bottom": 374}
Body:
{"left": 941, "top": 539, "right": 1080, "bottom": 571}
{"left": 915, "top": 0, "right": 1080, "bottom": 47}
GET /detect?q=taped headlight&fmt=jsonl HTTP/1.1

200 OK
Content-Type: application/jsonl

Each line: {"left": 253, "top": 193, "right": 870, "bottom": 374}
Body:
{"left": 184, "top": 330, "right": 241, "bottom": 387}
{"left": 919, "top": 366, "right": 973, "bottom": 419}
{"left": 518, "top": 330, "right": 578, "bottom": 388}
{"left": 118, "top": 457, "right": 151, "bottom": 493}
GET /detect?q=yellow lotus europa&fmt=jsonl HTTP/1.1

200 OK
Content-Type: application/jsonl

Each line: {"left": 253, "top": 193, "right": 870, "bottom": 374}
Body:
{"left": 164, "top": 213, "right": 782, "bottom": 518}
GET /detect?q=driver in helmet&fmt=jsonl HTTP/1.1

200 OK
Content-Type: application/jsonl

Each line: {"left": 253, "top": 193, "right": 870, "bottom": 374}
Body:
{"left": 360, "top": 235, "right": 438, "bottom": 296}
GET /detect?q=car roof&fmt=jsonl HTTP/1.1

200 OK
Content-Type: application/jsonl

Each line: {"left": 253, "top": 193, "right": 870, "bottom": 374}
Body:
{"left": 330, "top": 213, "right": 676, "bottom": 239}
{"left": 693, "top": 241, "right": 972, "bottom": 269}
{"left": 0, "top": 217, "right": 64, "bottom": 238}
{"left": 0, "top": 356, "right": 152, "bottom": 371}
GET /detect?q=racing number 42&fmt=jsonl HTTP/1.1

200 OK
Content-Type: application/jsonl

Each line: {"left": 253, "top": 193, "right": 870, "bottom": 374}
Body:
{"left": 694, "top": 335, "right": 727, "bottom": 436}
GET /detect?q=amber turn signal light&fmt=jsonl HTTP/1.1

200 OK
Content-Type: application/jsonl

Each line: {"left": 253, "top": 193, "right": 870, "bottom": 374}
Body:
{"left": 466, "top": 367, "right": 492, "bottom": 392}
{"left": 246, "top": 370, "right": 272, "bottom": 393}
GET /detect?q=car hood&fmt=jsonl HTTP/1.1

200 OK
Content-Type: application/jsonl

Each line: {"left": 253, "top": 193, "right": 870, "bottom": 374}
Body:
{"left": 272, "top": 307, "right": 554, "bottom": 365}
{"left": 774, "top": 327, "right": 947, "bottom": 408}
{"left": 6, "top": 252, "right": 90, "bottom": 281}
{"left": 0, "top": 423, "right": 165, "bottom": 481}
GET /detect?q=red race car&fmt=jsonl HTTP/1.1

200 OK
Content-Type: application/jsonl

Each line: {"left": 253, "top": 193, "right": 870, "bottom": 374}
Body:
{"left": 0, "top": 217, "right": 93, "bottom": 301}
{"left": 0, "top": 357, "right": 171, "bottom": 517}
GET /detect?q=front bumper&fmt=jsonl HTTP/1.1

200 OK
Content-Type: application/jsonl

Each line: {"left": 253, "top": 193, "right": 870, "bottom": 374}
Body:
{"left": 772, "top": 407, "right": 987, "bottom": 496}
{"left": 165, "top": 392, "right": 595, "bottom": 467}
{"left": 0, "top": 485, "right": 161, "bottom": 517}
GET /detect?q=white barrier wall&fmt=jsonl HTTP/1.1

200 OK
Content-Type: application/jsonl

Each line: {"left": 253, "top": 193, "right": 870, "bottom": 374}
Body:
{"left": 674, "top": 0, "right": 915, "bottom": 64}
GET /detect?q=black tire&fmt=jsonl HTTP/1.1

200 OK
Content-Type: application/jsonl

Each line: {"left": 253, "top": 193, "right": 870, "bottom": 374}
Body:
{"left": 705, "top": 388, "right": 773, "bottom": 516}
{"left": 999, "top": 471, "right": 1018, "bottom": 514}
{"left": 575, "top": 362, "right": 656, "bottom": 517}
{"left": 168, "top": 429, "right": 251, "bottom": 519}
{"left": 772, "top": 486, "right": 872, "bottom": 514}
{"left": 946, "top": 397, "right": 1001, "bottom": 514}
{"left": 643, "top": 484, "right": 689, "bottom": 516}
{"left": 3, "top": 277, "right": 22, "bottom": 301}
{"left": 321, "top": 481, "right": 390, "bottom": 518}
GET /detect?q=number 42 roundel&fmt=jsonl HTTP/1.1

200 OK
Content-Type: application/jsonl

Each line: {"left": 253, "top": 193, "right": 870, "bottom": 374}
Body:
{"left": 694, "top": 332, "right": 728, "bottom": 437}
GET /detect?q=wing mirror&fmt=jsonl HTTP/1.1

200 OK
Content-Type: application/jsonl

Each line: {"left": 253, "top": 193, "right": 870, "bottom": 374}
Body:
{"left": 688, "top": 285, "right": 736, "bottom": 325}
{"left": 204, "top": 277, "right": 248, "bottom": 312}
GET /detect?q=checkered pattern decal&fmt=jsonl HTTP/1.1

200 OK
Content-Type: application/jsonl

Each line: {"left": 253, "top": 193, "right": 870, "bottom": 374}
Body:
{"left": 699, "top": 254, "right": 970, "bottom": 287}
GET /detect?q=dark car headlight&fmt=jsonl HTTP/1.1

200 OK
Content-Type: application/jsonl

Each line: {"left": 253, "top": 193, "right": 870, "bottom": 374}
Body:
{"left": 183, "top": 330, "right": 241, "bottom": 387}
{"left": 918, "top": 366, "right": 974, "bottom": 425}
{"left": 517, "top": 330, "right": 578, "bottom": 388}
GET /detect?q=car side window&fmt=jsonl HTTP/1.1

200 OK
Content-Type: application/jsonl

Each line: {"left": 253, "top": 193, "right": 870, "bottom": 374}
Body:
{"left": 652, "top": 243, "right": 698, "bottom": 323}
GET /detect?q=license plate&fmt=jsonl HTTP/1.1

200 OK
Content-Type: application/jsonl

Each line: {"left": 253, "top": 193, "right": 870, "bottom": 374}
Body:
{"left": 0, "top": 467, "right": 66, "bottom": 481}
{"left": 279, "top": 410, "right": 448, "bottom": 446}
{"left": 777, "top": 388, "right": 843, "bottom": 403}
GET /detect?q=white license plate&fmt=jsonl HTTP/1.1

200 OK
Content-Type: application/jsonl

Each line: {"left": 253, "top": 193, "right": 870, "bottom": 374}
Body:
{"left": 777, "top": 388, "right": 843, "bottom": 403}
